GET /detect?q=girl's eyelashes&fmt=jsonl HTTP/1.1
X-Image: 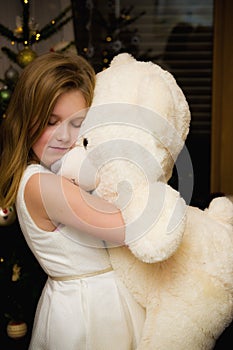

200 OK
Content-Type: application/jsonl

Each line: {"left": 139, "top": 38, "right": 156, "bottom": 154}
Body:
{"left": 48, "top": 120, "right": 57, "bottom": 126}
{"left": 71, "top": 121, "right": 82, "bottom": 128}
{"left": 47, "top": 116, "right": 85, "bottom": 127}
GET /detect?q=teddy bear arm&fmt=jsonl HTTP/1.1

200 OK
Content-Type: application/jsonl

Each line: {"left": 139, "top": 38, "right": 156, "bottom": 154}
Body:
{"left": 123, "top": 182, "right": 187, "bottom": 263}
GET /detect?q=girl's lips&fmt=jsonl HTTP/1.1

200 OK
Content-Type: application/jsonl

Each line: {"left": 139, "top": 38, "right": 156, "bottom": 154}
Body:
{"left": 50, "top": 146, "right": 70, "bottom": 151}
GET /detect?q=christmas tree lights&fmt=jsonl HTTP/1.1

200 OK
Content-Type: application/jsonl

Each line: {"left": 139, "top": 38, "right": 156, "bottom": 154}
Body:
{"left": 0, "top": 0, "right": 72, "bottom": 119}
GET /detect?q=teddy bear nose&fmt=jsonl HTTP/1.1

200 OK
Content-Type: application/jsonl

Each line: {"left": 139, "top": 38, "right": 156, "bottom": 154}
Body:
{"left": 83, "top": 138, "right": 88, "bottom": 149}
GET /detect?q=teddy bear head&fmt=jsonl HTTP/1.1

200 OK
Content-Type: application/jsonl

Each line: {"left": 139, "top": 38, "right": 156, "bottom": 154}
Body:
{"left": 67, "top": 53, "right": 191, "bottom": 200}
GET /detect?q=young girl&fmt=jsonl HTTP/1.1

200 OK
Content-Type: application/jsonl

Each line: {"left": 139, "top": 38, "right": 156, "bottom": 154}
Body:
{"left": 0, "top": 52, "right": 145, "bottom": 349}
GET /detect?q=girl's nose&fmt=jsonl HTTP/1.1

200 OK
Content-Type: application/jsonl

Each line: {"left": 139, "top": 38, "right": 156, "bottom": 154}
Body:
{"left": 55, "top": 122, "right": 70, "bottom": 142}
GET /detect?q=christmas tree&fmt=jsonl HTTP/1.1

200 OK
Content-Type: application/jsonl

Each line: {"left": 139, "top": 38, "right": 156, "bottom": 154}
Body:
{"left": 71, "top": 0, "right": 154, "bottom": 72}
{"left": 0, "top": 1, "right": 72, "bottom": 346}
{"left": 96, "top": 4, "right": 146, "bottom": 70}
{"left": 0, "top": 0, "right": 72, "bottom": 121}
{"left": 0, "top": 209, "right": 47, "bottom": 345}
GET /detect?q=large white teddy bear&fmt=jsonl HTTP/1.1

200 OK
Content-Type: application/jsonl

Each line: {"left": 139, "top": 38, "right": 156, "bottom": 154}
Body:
{"left": 53, "top": 53, "right": 233, "bottom": 349}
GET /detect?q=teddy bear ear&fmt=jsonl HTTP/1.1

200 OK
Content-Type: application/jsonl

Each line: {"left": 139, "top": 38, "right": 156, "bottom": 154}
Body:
{"left": 110, "top": 53, "right": 136, "bottom": 67}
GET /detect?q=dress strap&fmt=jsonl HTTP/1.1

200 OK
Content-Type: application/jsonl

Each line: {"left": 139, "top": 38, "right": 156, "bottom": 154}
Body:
{"left": 50, "top": 266, "right": 113, "bottom": 281}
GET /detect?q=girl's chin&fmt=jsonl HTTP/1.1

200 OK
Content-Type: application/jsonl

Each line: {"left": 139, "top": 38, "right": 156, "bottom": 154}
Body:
{"left": 41, "top": 151, "right": 69, "bottom": 167}
{"left": 39, "top": 156, "right": 61, "bottom": 169}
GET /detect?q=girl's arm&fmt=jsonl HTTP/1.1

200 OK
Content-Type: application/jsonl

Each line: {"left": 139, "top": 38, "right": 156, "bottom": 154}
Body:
{"left": 24, "top": 172, "right": 125, "bottom": 244}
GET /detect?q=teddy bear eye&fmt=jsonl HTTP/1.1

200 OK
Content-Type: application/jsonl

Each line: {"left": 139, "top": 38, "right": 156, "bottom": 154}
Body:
{"left": 83, "top": 138, "right": 88, "bottom": 149}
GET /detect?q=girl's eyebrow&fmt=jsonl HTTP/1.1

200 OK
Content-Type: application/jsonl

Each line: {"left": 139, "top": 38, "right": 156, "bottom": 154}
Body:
{"left": 69, "top": 115, "right": 86, "bottom": 123}
{"left": 71, "top": 116, "right": 85, "bottom": 120}
{"left": 49, "top": 113, "right": 86, "bottom": 121}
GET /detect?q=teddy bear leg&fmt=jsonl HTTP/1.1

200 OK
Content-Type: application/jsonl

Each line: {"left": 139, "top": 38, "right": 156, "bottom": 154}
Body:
{"left": 136, "top": 278, "right": 233, "bottom": 350}
{"left": 137, "top": 301, "right": 215, "bottom": 350}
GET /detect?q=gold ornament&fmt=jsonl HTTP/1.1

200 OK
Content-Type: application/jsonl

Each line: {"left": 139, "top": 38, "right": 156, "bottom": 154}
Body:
{"left": 17, "top": 46, "right": 37, "bottom": 68}
{"left": 12, "top": 263, "right": 21, "bottom": 282}
{"left": 7, "top": 321, "right": 27, "bottom": 339}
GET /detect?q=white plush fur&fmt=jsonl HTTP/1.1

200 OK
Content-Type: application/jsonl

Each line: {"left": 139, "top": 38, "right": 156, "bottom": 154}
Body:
{"left": 56, "top": 53, "right": 233, "bottom": 349}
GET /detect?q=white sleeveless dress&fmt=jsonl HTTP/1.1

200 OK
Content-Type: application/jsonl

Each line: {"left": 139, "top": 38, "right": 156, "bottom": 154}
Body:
{"left": 16, "top": 164, "right": 145, "bottom": 350}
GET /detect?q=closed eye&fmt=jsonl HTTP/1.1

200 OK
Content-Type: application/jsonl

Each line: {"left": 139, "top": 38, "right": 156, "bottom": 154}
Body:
{"left": 70, "top": 117, "right": 85, "bottom": 128}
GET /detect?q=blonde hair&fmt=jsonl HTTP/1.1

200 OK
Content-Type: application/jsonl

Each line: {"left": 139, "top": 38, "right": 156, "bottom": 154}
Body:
{"left": 0, "top": 52, "right": 95, "bottom": 207}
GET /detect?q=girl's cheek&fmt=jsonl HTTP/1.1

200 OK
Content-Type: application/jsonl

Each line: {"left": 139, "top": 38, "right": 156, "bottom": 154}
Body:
{"left": 44, "top": 127, "right": 57, "bottom": 142}
{"left": 70, "top": 127, "right": 81, "bottom": 142}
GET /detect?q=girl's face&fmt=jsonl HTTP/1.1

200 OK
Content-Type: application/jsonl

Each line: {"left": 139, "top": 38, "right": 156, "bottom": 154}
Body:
{"left": 32, "top": 90, "right": 87, "bottom": 167}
